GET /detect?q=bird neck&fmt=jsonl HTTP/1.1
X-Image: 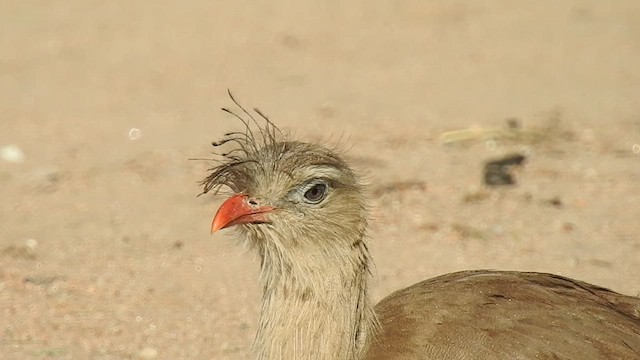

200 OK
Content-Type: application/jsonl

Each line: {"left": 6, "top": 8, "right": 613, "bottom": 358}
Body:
{"left": 253, "top": 234, "right": 376, "bottom": 360}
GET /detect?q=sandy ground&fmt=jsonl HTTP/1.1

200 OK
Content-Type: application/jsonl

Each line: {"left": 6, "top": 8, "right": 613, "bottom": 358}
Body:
{"left": 1, "top": 1, "right": 640, "bottom": 359}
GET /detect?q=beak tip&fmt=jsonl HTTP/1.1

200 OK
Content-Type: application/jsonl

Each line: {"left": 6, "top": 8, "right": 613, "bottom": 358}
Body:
{"left": 210, "top": 220, "right": 222, "bottom": 234}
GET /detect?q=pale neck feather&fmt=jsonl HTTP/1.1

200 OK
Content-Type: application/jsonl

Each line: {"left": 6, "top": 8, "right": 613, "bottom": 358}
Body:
{"left": 251, "top": 230, "right": 377, "bottom": 360}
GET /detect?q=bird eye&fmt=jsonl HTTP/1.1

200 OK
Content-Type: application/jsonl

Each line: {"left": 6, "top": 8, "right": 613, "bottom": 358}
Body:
{"left": 302, "top": 181, "right": 328, "bottom": 204}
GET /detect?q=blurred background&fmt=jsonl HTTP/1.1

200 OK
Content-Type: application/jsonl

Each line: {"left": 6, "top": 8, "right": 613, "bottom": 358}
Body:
{"left": 1, "top": 1, "right": 639, "bottom": 359}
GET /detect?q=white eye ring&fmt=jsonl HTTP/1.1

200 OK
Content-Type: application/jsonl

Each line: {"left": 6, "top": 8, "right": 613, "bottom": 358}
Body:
{"left": 301, "top": 180, "right": 329, "bottom": 204}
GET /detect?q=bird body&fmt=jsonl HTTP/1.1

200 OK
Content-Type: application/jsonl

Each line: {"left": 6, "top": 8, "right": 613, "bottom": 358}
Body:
{"left": 369, "top": 270, "right": 640, "bottom": 359}
{"left": 201, "top": 94, "right": 640, "bottom": 359}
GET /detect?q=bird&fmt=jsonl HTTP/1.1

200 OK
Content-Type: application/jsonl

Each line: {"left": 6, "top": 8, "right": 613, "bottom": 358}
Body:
{"left": 200, "top": 93, "right": 640, "bottom": 360}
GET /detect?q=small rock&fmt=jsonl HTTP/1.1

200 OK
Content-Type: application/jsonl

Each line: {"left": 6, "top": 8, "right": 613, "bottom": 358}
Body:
{"left": 172, "top": 240, "right": 184, "bottom": 249}
{"left": 542, "top": 196, "right": 563, "bottom": 208}
{"left": 483, "top": 153, "right": 526, "bottom": 186}
{"left": 128, "top": 128, "right": 142, "bottom": 140}
{"left": 0, "top": 145, "right": 25, "bottom": 163}
{"left": 506, "top": 117, "right": 521, "bottom": 129}
{"left": 25, "top": 238, "right": 38, "bottom": 250}
{"left": 138, "top": 346, "right": 158, "bottom": 359}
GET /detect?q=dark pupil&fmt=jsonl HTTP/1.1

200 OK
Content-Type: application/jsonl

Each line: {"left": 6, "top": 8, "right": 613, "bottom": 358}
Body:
{"left": 304, "top": 183, "right": 326, "bottom": 202}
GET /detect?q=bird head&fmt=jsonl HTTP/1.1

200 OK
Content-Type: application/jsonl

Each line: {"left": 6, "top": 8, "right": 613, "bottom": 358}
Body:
{"left": 200, "top": 97, "right": 367, "bottom": 253}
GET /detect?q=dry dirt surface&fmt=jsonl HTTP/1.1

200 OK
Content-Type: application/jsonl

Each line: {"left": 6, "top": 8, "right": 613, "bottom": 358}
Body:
{"left": 1, "top": 1, "right": 640, "bottom": 359}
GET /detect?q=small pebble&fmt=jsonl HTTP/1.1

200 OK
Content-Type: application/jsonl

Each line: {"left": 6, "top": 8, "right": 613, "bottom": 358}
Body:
{"left": 0, "top": 145, "right": 25, "bottom": 163}
{"left": 25, "top": 239, "right": 38, "bottom": 250}
{"left": 129, "top": 128, "right": 142, "bottom": 140}
{"left": 138, "top": 346, "right": 158, "bottom": 359}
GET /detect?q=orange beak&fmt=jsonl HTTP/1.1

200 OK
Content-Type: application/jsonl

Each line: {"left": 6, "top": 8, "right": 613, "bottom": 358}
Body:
{"left": 211, "top": 194, "right": 274, "bottom": 233}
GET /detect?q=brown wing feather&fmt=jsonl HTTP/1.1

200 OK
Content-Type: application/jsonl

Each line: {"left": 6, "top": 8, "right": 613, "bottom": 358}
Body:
{"left": 367, "top": 270, "right": 640, "bottom": 360}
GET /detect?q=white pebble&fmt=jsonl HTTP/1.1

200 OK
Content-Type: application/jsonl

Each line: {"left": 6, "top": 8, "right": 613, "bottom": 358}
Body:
{"left": 0, "top": 145, "right": 25, "bottom": 163}
{"left": 128, "top": 128, "right": 142, "bottom": 140}
{"left": 25, "top": 239, "right": 38, "bottom": 250}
